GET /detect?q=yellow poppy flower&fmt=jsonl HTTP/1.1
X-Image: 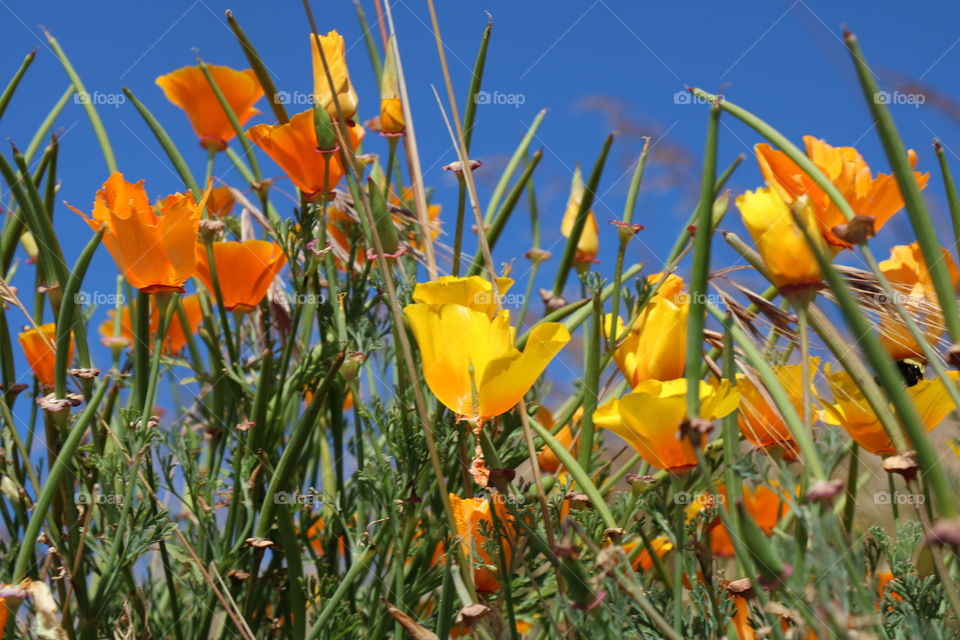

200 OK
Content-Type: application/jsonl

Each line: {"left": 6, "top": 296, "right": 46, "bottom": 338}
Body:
{"left": 311, "top": 30, "right": 358, "bottom": 121}
{"left": 68, "top": 173, "right": 208, "bottom": 294}
{"left": 560, "top": 166, "right": 599, "bottom": 264}
{"left": 403, "top": 277, "right": 569, "bottom": 421}
{"left": 195, "top": 240, "right": 287, "bottom": 313}
{"left": 736, "top": 187, "right": 825, "bottom": 292}
{"left": 156, "top": 65, "right": 263, "bottom": 151}
{"left": 594, "top": 378, "right": 740, "bottom": 472}
{"left": 738, "top": 360, "right": 817, "bottom": 460}
{"left": 756, "top": 136, "right": 929, "bottom": 250}
{"left": 607, "top": 272, "right": 688, "bottom": 386}
{"left": 820, "top": 365, "right": 959, "bottom": 456}
{"left": 877, "top": 242, "right": 959, "bottom": 362}
{"left": 247, "top": 110, "right": 364, "bottom": 199}
{"left": 19, "top": 323, "right": 71, "bottom": 388}
{"left": 411, "top": 275, "right": 514, "bottom": 318}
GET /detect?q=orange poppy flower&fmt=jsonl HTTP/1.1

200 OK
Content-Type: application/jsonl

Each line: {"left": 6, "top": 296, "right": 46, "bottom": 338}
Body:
{"left": 755, "top": 136, "right": 929, "bottom": 249}
{"left": 324, "top": 205, "right": 367, "bottom": 271}
{"left": 877, "top": 242, "right": 959, "bottom": 362}
{"left": 195, "top": 240, "right": 287, "bottom": 312}
{"left": 697, "top": 484, "right": 789, "bottom": 557}
{"left": 311, "top": 30, "right": 358, "bottom": 121}
{"left": 534, "top": 406, "right": 582, "bottom": 474}
{"left": 68, "top": 173, "right": 208, "bottom": 294}
{"left": 737, "top": 360, "right": 817, "bottom": 460}
{"left": 99, "top": 295, "right": 204, "bottom": 355}
{"left": 306, "top": 518, "right": 346, "bottom": 557}
{"left": 156, "top": 65, "right": 263, "bottom": 151}
{"left": 19, "top": 323, "right": 72, "bottom": 387}
{"left": 821, "top": 365, "right": 959, "bottom": 456}
{"left": 876, "top": 571, "right": 903, "bottom": 610}
{"left": 623, "top": 536, "right": 674, "bottom": 572}
{"left": 206, "top": 186, "right": 236, "bottom": 218}
{"left": 391, "top": 187, "right": 441, "bottom": 247}
{"left": 247, "top": 110, "right": 365, "bottom": 199}
{"left": 448, "top": 493, "right": 513, "bottom": 592}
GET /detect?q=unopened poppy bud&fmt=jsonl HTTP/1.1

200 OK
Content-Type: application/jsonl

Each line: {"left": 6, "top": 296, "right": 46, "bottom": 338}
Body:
{"left": 1, "top": 476, "right": 20, "bottom": 501}
{"left": 368, "top": 177, "right": 400, "bottom": 257}
{"left": 312, "top": 103, "right": 337, "bottom": 153}
{"left": 379, "top": 37, "right": 405, "bottom": 136}
{"left": 339, "top": 352, "right": 365, "bottom": 383}
{"left": 20, "top": 231, "right": 38, "bottom": 260}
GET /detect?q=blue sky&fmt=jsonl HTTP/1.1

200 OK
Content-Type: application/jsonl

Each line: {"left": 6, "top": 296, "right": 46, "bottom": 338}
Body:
{"left": 3, "top": 0, "right": 960, "bottom": 386}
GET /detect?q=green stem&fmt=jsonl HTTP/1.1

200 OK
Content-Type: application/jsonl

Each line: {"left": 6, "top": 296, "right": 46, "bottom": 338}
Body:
{"left": 686, "top": 101, "right": 720, "bottom": 416}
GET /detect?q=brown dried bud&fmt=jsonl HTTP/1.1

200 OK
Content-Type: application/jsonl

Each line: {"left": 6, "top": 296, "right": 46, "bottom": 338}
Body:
{"left": 3, "top": 383, "right": 28, "bottom": 396}
{"left": 831, "top": 214, "right": 876, "bottom": 244}
{"left": 443, "top": 159, "right": 483, "bottom": 175}
{"left": 679, "top": 417, "right": 713, "bottom": 445}
{"left": 804, "top": 478, "right": 844, "bottom": 502}
{"left": 227, "top": 570, "right": 251, "bottom": 582}
{"left": 565, "top": 491, "right": 591, "bottom": 510}
{"left": 882, "top": 451, "right": 918, "bottom": 482}
{"left": 553, "top": 541, "right": 580, "bottom": 559}
{"left": 487, "top": 468, "right": 515, "bottom": 493}
{"left": 948, "top": 344, "right": 960, "bottom": 370}
{"left": 68, "top": 368, "right": 100, "bottom": 380}
{"left": 199, "top": 219, "right": 226, "bottom": 241}
{"left": 455, "top": 603, "right": 491, "bottom": 627}
{"left": 926, "top": 517, "right": 960, "bottom": 547}
{"left": 539, "top": 289, "right": 567, "bottom": 312}
{"left": 525, "top": 248, "right": 552, "bottom": 263}
{"left": 603, "top": 527, "right": 625, "bottom": 544}
{"left": 725, "top": 577, "right": 754, "bottom": 598}
{"left": 625, "top": 473, "right": 655, "bottom": 485}
{"left": 244, "top": 537, "right": 274, "bottom": 549}
{"left": 595, "top": 545, "right": 624, "bottom": 579}
{"left": 37, "top": 393, "right": 84, "bottom": 412}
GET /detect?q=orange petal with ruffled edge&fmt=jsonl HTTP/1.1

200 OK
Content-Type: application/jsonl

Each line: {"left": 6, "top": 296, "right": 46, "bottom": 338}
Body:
{"left": 156, "top": 65, "right": 263, "bottom": 149}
